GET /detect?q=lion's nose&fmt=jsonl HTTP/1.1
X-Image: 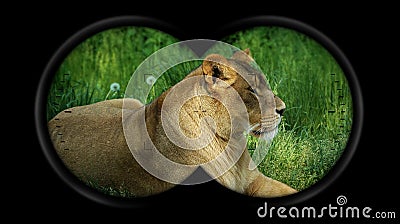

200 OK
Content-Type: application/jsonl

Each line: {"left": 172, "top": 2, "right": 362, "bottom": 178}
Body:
{"left": 276, "top": 108, "right": 285, "bottom": 116}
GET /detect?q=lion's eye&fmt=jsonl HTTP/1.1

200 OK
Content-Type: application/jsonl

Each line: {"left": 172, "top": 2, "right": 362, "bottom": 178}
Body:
{"left": 248, "top": 86, "right": 257, "bottom": 94}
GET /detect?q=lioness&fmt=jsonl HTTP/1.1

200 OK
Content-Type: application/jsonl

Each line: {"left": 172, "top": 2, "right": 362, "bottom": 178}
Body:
{"left": 48, "top": 49, "right": 297, "bottom": 198}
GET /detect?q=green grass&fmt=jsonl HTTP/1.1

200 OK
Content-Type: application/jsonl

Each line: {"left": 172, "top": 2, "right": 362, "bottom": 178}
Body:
{"left": 47, "top": 26, "right": 352, "bottom": 195}
{"left": 87, "top": 180, "right": 137, "bottom": 198}
{"left": 47, "top": 27, "right": 178, "bottom": 121}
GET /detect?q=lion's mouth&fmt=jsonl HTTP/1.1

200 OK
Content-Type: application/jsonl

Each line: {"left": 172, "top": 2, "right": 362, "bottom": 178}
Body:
{"left": 252, "top": 129, "right": 273, "bottom": 137}
{"left": 251, "top": 130, "right": 263, "bottom": 136}
{"left": 251, "top": 130, "right": 268, "bottom": 137}
{"left": 248, "top": 124, "right": 279, "bottom": 141}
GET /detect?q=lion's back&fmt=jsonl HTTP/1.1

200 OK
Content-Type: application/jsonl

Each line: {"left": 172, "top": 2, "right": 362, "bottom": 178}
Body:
{"left": 47, "top": 99, "right": 172, "bottom": 197}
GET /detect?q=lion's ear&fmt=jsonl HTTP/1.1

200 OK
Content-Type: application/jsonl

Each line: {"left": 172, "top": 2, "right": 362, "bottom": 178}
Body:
{"left": 232, "top": 48, "right": 253, "bottom": 63}
{"left": 243, "top": 48, "right": 251, "bottom": 55}
{"left": 202, "top": 54, "right": 237, "bottom": 90}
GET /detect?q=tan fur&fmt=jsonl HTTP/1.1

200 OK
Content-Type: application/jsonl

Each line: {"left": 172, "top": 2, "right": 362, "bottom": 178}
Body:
{"left": 48, "top": 49, "right": 297, "bottom": 198}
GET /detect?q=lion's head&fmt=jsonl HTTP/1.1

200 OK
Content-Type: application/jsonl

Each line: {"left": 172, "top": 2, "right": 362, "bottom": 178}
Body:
{"left": 199, "top": 49, "right": 285, "bottom": 143}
